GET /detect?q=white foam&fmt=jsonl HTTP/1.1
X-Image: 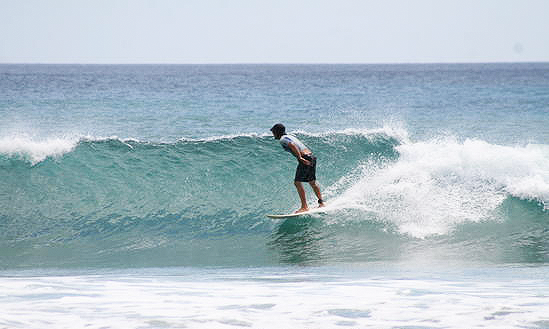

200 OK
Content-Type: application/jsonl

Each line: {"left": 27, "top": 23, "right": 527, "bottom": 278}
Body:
{"left": 1, "top": 267, "right": 548, "bottom": 329}
{"left": 0, "top": 134, "right": 145, "bottom": 164}
{"left": 328, "top": 138, "right": 549, "bottom": 238}
{"left": 177, "top": 132, "right": 266, "bottom": 142}
{"left": 0, "top": 136, "right": 79, "bottom": 165}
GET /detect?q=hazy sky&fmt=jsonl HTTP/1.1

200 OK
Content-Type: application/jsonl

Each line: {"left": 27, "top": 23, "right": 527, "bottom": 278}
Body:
{"left": 1, "top": 0, "right": 548, "bottom": 64}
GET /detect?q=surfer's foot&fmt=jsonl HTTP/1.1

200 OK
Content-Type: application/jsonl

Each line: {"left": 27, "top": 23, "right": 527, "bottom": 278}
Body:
{"left": 318, "top": 199, "right": 325, "bottom": 208}
{"left": 294, "top": 207, "right": 309, "bottom": 214}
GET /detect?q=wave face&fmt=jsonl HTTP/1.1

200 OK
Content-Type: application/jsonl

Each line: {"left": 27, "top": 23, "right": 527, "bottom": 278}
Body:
{"left": 1, "top": 129, "right": 548, "bottom": 269}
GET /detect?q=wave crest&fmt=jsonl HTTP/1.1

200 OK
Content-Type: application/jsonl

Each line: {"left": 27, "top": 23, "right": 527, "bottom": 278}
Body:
{"left": 0, "top": 136, "right": 79, "bottom": 164}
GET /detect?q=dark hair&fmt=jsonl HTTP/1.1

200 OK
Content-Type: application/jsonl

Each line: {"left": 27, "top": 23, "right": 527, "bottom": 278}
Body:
{"left": 270, "top": 123, "right": 286, "bottom": 136}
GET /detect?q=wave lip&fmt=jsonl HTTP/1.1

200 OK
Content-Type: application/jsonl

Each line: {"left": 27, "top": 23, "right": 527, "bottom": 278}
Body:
{"left": 0, "top": 134, "right": 145, "bottom": 165}
{"left": 0, "top": 136, "right": 79, "bottom": 165}
{"left": 294, "top": 125, "right": 410, "bottom": 143}
{"left": 0, "top": 126, "right": 404, "bottom": 165}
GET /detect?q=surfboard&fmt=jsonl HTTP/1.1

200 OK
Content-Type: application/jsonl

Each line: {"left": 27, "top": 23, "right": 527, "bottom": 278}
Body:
{"left": 266, "top": 208, "right": 327, "bottom": 219}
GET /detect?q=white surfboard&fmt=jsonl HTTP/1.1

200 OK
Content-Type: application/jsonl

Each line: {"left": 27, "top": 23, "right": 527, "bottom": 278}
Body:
{"left": 266, "top": 208, "right": 327, "bottom": 219}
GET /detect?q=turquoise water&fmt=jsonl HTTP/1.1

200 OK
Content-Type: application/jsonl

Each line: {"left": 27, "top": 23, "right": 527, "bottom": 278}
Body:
{"left": 1, "top": 64, "right": 548, "bottom": 328}
{"left": 2, "top": 63, "right": 548, "bottom": 142}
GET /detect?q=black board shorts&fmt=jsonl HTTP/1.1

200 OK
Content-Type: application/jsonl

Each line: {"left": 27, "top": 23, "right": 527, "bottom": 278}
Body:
{"left": 295, "top": 154, "right": 317, "bottom": 182}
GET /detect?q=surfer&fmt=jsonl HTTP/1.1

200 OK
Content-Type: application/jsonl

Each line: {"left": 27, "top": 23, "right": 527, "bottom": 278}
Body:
{"left": 271, "top": 123, "right": 325, "bottom": 213}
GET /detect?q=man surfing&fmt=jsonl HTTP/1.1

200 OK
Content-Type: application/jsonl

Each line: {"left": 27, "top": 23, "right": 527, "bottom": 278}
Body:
{"left": 271, "top": 123, "right": 325, "bottom": 213}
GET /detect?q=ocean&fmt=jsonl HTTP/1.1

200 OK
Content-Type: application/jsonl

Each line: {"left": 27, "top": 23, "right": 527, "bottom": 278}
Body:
{"left": 1, "top": 63, "right": 548, "bottom": 328}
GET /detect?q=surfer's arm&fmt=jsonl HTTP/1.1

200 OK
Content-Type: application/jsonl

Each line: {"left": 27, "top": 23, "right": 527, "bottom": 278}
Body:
{"left": 288, "top": 142, "right": 311, "bottom": 166}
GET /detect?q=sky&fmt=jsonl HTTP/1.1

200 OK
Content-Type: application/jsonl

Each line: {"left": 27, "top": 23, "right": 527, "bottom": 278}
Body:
{"left": 0, "top": 0, "right": 548, "bottom": 64}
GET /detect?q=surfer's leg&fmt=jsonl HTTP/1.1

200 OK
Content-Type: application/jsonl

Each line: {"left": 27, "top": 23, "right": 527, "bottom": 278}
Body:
{"left": 309, "top": 180, "right": 325, "bottom": 207}
{"left": 294, "top": 181, "right": 309, "bottom": 213}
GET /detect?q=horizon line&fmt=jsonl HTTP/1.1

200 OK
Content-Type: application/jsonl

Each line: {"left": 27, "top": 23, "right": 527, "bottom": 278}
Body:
{"left": 1, "top": 60, "right": 548, "bottom": 66}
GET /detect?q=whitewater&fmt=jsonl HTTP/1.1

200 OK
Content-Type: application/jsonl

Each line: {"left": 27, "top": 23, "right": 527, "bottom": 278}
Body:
{"left": 1, "top": 63, "right": 548, "bottom": 328}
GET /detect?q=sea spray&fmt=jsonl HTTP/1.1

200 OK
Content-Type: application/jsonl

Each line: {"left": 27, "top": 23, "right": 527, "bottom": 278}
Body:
{"left": 0, "top": 136, "right": 79, "bottom": 165}
{"left": 329, "top": 137, "right": 549, "bottom": 238}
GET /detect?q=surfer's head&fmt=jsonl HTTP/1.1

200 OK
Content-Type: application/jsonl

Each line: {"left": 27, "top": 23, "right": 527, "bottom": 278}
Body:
{"left": 270, "top": 123, "right": 286, "bottom": 139}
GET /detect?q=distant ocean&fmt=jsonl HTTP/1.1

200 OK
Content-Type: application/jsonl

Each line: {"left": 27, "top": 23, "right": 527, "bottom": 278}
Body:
{"left": 1, "top": 63, "right": 548, "bottom": 328}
